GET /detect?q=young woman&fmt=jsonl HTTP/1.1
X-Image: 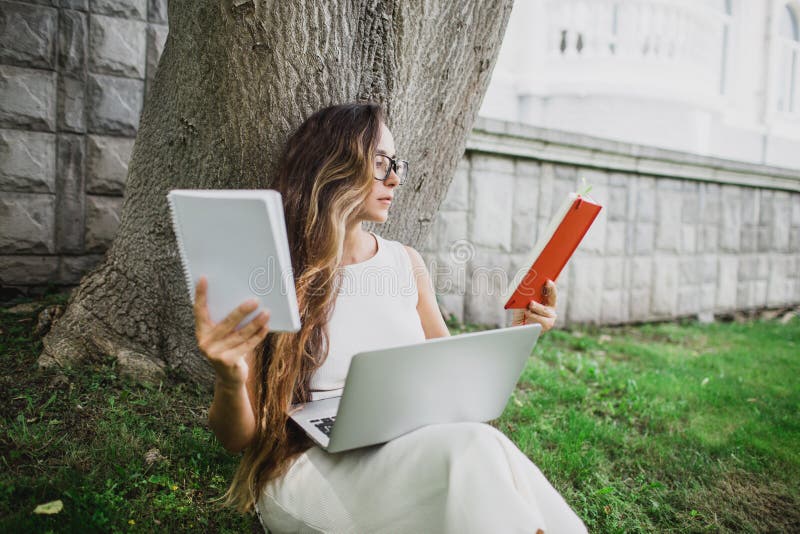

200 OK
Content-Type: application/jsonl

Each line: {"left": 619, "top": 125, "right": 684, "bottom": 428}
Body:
{"left": 194, "top": 103, "right": 587, "bottom": 533}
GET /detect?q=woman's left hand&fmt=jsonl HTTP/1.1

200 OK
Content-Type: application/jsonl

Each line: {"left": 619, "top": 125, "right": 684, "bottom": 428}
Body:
{"left": 512, "top": 279, "right": 558, "bottom": 332}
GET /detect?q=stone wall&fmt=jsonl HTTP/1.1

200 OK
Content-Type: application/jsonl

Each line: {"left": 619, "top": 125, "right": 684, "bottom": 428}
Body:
{"left": 419, "top": 119, "right": 800, "bottom": 327}
{"left": 0, "top": 0, "right": 167, "bottom": 288}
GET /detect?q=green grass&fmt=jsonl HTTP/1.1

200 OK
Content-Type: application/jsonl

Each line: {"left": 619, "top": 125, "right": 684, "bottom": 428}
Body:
{"left": 2, "top": 292, "right": 798, "bottom": 532}
{"left": 486, "top": 319, "right": 800, "bottom": 532}
{"left": 0, "top": 290, "right": 258, "bottom": 533}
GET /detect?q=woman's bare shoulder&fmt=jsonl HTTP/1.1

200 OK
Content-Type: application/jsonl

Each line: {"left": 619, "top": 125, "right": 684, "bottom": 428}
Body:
{"left": 402, "top": 244, "right": 425, "bottom": 268}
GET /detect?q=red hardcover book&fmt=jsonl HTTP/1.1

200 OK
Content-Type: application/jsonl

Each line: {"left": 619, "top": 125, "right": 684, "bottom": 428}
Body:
{"left": 503, "top": 193, "right": 602, "bottom": 309}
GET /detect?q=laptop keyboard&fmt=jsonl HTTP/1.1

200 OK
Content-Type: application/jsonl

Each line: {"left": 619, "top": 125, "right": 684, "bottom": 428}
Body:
{"left": 309, "top": 416, "right": 336, "bottom": 436}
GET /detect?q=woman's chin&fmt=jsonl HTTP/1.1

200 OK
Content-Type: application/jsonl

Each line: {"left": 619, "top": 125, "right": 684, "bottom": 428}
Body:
{"left": 366, "top": 209, "right": 389, "bottom": 223}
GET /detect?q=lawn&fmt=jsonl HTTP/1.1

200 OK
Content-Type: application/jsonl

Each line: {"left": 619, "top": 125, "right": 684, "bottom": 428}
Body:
{"left": 1, "top": 289, "right": 798, "bottom": 532}
{"left": 494, "top": 318, "right": 799, "bottom": 532}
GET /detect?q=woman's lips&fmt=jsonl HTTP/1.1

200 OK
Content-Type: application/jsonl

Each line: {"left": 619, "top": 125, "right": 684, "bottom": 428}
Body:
{"left": 379, "top": 198, "right": 392, "bottom": 205}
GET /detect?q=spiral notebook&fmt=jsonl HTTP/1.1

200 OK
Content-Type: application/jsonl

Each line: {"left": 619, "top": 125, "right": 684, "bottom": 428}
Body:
{"left": 166, "top": 189, "right": 301, "bottom": 332}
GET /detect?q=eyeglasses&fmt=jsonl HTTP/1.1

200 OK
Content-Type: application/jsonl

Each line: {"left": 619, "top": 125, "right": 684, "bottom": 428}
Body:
{"left": 374, "top": 154, "right": 409, "bottom": 185}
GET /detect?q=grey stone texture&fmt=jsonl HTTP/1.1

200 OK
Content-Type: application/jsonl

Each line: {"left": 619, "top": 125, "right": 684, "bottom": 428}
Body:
{"left": 567, "top": 256, "right": 605, "bottom": 323}
{"left": 58, "top": 254, "right": 103, "bottom": 284}
{"left": 0, "top": 255, "right": 58, "bottom": 285}
{"left": 581, "top": 169, "right": 608, "bottom": 254}
{"left": 0, "top": 2, "right": 57, "bottom": 70}
{"left": 429, "top": 249, "right": 468, "bottom": 296}
{"left": 651, "top": 257, "right": 679, "bottom": 317}
{"left": 440, "top": 158, "right": 469, "bottom": 211}
{"left": 89, "top": 14, "right": 146, "bottom": 78}
{"left": 655, "top": 186, "right": 682, "bottom": 252}
{"left": 58, "top": 8, "right": 87, "bottom": 76}
{"left": 635, "top": 179, "right": 656, "bottom": 222}
{"left": 62, "top": 1, "right": 89, "bottom": 11}
{"left": 57, "top": 75, "right": 86, "bottom": 132}
{"left": 0, "top": 192, "right": 55, "bottom": 254}
{"left": 90, "top": 0, "right": 146, "bottom": 20}
{"left": 601, "top": 289, "right": 627, "bottom": 324}
{"left": 85, "top": 134, "right": 132, "bottom": 194}
{"left": 147, "top": 0, "right": 167, "bottom": 24}
{"left": 470, "top": 155, "right": 514, "bottom": 251}
{"left": 440, "top": 158, "right": 468, "bottom": 211}
{"left": 720, "top": 185, "right": 742, "bottom": 251}
{"left": 0, "top": 129, "right": 56, "bottom": 192}
{"left": 423, "top": 208, "right": 468, "bottom": 254}
{"left": 55, "top": 133, "right": 85, "bottom": 253}
{"left": 1, "top": 0, "right": 160, "bottom": 288}
{"left": 772, "top": 192, "right": 791, "bottom": 252}
{"left": 511, "top": 171, "right": 539, "bottom": 252}
{"left": 606, "top": 220, "right": 625, "bottom": 255}
{"left": 465, "top": 247, "right": 512, "bottom": 326}
{"left": 0, "top": 65, "right": 57, "bottom": 131}
{"left": 86, "top": 73, "right": 143, "bottom": 135}
{"left": 634, "top": 222, "right": 655, "bottom": 255}
{"left": 604, "top": 257, "right": 625, "bottom": 290}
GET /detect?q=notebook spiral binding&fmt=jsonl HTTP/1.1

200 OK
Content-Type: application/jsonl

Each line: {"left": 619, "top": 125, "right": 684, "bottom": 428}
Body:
{"left": 166, "top": 193, "right": 196, "bottom": 304}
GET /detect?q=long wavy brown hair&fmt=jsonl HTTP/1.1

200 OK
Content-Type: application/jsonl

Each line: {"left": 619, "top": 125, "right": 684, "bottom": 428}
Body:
{"left": 224, "top": 102, "right": 386, "bottom": 512}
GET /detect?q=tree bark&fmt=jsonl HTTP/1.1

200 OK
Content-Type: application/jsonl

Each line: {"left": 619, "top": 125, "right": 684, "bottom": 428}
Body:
{"left": 39, "top": 0, "right": 513, "bottom": 383}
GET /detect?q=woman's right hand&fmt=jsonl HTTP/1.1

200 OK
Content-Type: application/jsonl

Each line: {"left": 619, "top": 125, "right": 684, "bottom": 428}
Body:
{"left": 194, "top": 275, "right": 271, "bottom": 386}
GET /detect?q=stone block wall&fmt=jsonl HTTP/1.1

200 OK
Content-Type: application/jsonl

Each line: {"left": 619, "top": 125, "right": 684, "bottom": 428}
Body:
{"left": 0, "top": 0, "right": 167, "bottom": 288}
{"left": 419, "top": 119, "right": 800, "bottom": 326}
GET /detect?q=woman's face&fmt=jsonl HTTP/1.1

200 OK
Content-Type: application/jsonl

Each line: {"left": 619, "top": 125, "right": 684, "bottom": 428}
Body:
{"left": 359, "top": 122, "right": 400, "bottom": 224}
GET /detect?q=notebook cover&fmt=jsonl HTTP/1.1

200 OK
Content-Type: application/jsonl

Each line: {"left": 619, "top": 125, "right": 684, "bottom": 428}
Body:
{"left": 504, "top": 195, "right": 602, "bottom": 310}
{"left": 166, "top": 189, "right": 301, "bottom": 332}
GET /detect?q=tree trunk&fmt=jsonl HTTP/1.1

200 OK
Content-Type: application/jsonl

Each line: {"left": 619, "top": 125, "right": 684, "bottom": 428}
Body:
{"left": 39, "top": 0, "right": 513, "bottom": 383}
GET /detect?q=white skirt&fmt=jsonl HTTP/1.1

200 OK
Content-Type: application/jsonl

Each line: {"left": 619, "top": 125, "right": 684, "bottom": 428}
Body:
{"left": 256, "top": 422, "right": 587, "bottom": 534}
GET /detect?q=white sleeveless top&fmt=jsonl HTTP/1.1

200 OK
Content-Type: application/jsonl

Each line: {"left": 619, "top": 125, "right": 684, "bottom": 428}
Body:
{"left": 309, "top": 232, "right": 426, "bottom": 397}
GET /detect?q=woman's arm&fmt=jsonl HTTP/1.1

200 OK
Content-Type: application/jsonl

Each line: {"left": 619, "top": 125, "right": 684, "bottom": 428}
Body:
{"left": 194, "top": 276, "right": 265, "bottom": 453}
{"left": 405, "top": 245, "right": 450, "bottom": 339}
{"left": 207, "top": 348, "right": 259, "bottom": 453}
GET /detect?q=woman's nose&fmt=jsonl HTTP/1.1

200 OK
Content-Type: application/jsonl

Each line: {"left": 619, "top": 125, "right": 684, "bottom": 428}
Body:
{"left": 384, "top": 169, "right": 400, "bottom": 187}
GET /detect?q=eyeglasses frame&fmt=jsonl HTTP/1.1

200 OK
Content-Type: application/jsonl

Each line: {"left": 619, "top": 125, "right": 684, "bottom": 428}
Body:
{"left": 374, "top": 154, "right": 409, "bottom": 185}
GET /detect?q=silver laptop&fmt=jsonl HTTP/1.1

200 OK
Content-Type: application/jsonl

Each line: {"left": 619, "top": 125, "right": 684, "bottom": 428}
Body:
{"left": 289, "top": 323, "right": 541, "bottom": 453}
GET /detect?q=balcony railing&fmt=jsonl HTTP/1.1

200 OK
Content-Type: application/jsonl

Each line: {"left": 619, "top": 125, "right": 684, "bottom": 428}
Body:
{"left": 537, "top": 0, "right": 730, "bottom": 100}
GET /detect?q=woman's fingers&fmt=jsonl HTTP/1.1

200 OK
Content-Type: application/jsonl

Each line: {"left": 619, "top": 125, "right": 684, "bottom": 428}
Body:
{"left": 206, "top": 310, "right": 270, "bottom": 355}
{"left": 521, "top": 297, "right": 557, "bottom": 332}
{"left": 198, "top": 299, "right": 257, "bottom": 356}
{"left": 524, "top": 310, "right": 556, "bottom": 331}
{"left": 194, "top": 276, "right": 212, "bottom": 328}
{"left": 513, "top": 283, "right": 558, "bottom": 331}
{"left": 527, "top": 300, "right": 556, "bottom": 318}
{"left": 541, "top": 279, "right": 558, "bottom": 307}
{"left": 207, "top": 298, "right": 259, "bottom": 339}
{"left": 191, "top": 278, "right": 269, "bottom": 384}
{"left": 512, "top": 308, "right": 556, "bottom": 332}
{"left": 513, "top": 308, "right": 527, "bottom": 325}
{"left": 218, "top": 323, "right": 270, "bottom": 362}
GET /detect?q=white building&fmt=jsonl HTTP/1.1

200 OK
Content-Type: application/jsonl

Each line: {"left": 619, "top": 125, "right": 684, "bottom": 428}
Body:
{"left": 480, "top": 0, "right": 800, "bottom": 169}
